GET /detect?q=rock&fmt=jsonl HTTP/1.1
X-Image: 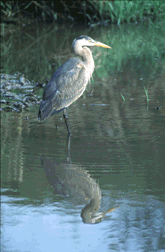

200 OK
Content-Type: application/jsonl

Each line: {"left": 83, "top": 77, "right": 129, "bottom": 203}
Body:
{"left": 2, "top": 106, "right": 13, "bottom": 112}
{"left": 0, "top": 100, "right": 7, "bottom": 104}
{"left": 2, "top": 92, "right": 15, "bottom": 99}
{"left": 0, "top": 73, "right": 41, "bottom": 113}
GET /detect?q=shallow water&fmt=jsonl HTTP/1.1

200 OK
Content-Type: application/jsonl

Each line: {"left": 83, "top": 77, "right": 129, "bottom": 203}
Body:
{"left": 1, "top": 22, "right": 165, "bottom": 252}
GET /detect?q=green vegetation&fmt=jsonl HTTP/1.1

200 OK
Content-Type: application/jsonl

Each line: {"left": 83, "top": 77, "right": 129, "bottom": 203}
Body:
{"left": 95, "top": 20, "right": 165, "bottom": 77}
{"left": 1, "top": 19, "right": 165, "bottom": 81}
{"left": 144, "top": 86, "right": 149, "bottom": 103}
{"left": 0, "top": 1, "right": 57, "bottom": 22}
{"left": 1, "top": 1, "right": 165, "bottom": 81}
{"left": 120, "top": 93, "right": 125, "bottom": 101}
{"left": 1, "top": 1, "right": 165, "bottom": 24}
{"left": 120, "top": 93, "right": 125, "bottom": 107}
{"left": 88, "top": 0, "right": 165, "bottom": 25}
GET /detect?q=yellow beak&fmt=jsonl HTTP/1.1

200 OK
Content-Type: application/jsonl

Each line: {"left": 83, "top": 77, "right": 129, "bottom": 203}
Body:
{"left": 94, "top": 41, "right": 111, "bottom": 49}
{"left": 102, "top": 206, "right": 119, "bottom": 215}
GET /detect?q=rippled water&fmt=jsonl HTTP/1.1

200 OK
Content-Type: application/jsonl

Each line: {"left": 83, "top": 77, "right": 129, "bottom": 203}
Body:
{"left": 1, "top": 23, "right": 165, "bottom": 252}
{"left": 2, "top": 72, "right": 165, "bottom": 251}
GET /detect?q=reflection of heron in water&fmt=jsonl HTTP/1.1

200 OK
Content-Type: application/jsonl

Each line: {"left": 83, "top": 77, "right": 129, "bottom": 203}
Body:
{"left": 43, "top": 138, "right": 118, "bottom": 224}
{"left": 38, "top": 35, "right": 111, "bottom": 135}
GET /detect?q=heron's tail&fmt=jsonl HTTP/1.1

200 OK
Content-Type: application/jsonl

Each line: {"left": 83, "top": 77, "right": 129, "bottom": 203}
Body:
{"left": 38, "top": 100, "right": 53, "bottom": 121}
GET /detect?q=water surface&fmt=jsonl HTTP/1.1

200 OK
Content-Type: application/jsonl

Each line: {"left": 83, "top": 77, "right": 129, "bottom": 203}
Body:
{"left": 1, "top": 22, "right": 165, "bottom": 252}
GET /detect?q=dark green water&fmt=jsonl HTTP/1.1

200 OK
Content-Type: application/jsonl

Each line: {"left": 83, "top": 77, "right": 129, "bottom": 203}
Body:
{"left": 1, "top": 22, "right": 165, "bottom": 252}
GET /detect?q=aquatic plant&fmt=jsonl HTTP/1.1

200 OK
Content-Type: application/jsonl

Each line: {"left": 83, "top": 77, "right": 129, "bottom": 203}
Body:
{"left": 144, "top": 86, "right": 149, "bottom": 103}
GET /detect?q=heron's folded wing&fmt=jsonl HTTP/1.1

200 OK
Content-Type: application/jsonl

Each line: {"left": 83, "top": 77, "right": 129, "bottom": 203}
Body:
{"left": 42, "top": 59, "right": 87, "bottom": 111}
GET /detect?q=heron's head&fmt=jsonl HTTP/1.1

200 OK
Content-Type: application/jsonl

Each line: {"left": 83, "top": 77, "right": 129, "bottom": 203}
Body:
{"left": 72, "top": 35, "right": 111, "bottom": 49}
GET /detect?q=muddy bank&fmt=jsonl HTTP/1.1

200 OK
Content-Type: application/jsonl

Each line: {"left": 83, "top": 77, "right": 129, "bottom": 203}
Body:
{"left": 0, "top": 73, "right": 44, "bottom": 113}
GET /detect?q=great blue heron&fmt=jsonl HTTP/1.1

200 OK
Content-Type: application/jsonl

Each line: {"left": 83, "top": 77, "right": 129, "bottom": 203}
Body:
{"left": 38, "top": 35, "right": 111, "bottom": 135}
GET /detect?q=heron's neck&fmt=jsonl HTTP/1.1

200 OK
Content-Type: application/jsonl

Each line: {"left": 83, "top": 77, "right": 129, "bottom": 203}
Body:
{"left": 75, "top": 46, "right": 95, "bottom": 77}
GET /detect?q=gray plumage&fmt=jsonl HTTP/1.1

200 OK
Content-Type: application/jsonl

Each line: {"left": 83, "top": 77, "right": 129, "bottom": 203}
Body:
{"left": 38, "top": 35, "right": 111, "bottom": 134}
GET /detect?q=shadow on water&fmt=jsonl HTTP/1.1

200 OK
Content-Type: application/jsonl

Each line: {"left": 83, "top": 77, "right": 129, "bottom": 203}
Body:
{"left": 42, "top": 136, "right": 118, "bottom": 224}
{"left": 1, "top": 103, "right": 165, "bottom": 251}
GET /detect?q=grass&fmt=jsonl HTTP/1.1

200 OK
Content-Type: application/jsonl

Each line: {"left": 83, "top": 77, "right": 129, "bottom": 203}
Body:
{"left": 1, "top": 19, "right": 165, "bottom": 82}
{"left": 1, "top": 1, "right": 165, "bottom": 24}
{"left": 94, "top": 19, "right": 165, "bottom": 79}
{"left": 88, "top": 0, "right": 165, "bottom": 25}
{"left": 120, "top": 93, "right": 125, "bottom": 107}
{"left": 143, "top": 86, "right": 149, "bottom": 110}
{"left": 144, "top": 86, "right": 149, "bottom": 103}
{"left": 1, "top": 2, "right": 165, "bottom": 82}
{"left": 0, "top": 1, "right": 57, "bottom": 22}
{"left": 120, "top": 93, "right": 125, "bottom": 101}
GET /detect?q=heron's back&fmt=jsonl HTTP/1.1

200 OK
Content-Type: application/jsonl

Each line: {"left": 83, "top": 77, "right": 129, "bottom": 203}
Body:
{"left": 38, "top": 58, "right": 89, "bottom": 121}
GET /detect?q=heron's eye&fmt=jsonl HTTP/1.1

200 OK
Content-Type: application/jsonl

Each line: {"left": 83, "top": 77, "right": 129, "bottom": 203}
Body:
{"left": 88, "top": 39, "right": 92, "bottom": 42}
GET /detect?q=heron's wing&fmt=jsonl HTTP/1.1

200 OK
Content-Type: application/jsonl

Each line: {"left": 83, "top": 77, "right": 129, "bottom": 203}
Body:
{"left": 55, "top": 61, "right": 88, "bottom": 110}
{"left": 44, "top": 58, "right": 87, "bottom": 102}
{"left": 39, "top": 58, "right": 88, "bottom": 120}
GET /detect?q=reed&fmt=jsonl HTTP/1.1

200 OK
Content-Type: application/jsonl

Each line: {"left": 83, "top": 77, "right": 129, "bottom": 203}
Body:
{"left": 88, "top": 0, "right": 165, "bottom": 25}
{"left": 144, "top": 86, "right": 149, "bottom": 103}
{"left": 1, "top": 1, "right": 165, "bottom": 24}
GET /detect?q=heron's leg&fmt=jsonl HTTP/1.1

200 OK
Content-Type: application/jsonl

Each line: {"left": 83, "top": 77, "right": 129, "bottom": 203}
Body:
{"left": 66, "top": 134, "right": 71, "bottom": 163}
{"left": 63, "top": 108, "right": 71, "bottom": 136}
